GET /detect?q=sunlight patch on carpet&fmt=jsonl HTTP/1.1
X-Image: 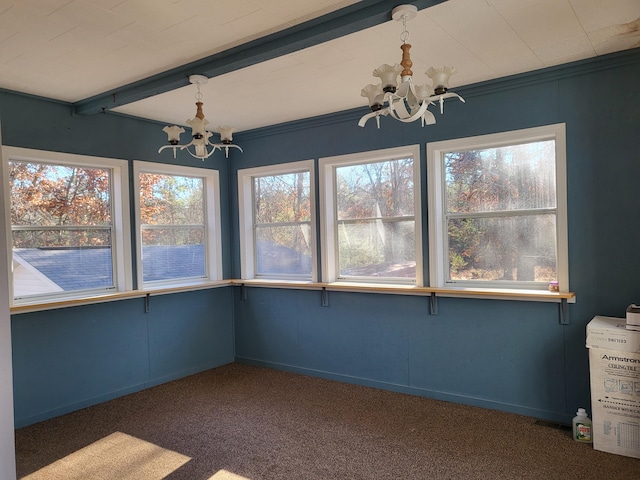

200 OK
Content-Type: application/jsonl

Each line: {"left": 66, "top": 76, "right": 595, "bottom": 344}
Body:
{"left": 21, "top": 432, "right": 191, "bottom": 480}
{"left": 208, "top": 470, "right": 251, "bottom": 480}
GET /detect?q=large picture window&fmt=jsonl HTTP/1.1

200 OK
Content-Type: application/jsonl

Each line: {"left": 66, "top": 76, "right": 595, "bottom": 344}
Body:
{"left": 319, "top": 145, "right": 422, "bottom": 285}
{"left": 4, "top": 147, "right": 131, "bottom": 305}
{"left": 238, "top": 160, "right": 315, "bottom": 281}
{"left": 133, "top": 162, "right": 222, "bottom": 288}
{"left": 427, "top": 124, "right": 568, "bottom": 291}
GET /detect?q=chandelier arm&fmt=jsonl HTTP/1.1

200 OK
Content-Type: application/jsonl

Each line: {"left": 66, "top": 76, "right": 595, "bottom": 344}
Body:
{"left": 358, "top": 107, "right": 390, "bottom": 128}
{"left": 158, "top": 145, "right": 177, "bottom": 154}
{"left": 183, "top": 145, "right": 218, "bottom": 160}
{"left": 428, "top": 92, "right": 466, "bottom": 103}
{"left": 158, "top": 145, "right": 179, "bottom": 159}
{"left": 212, "top": 143, "right": 243, "bottom": 152}
{"left": 388, "top": 100, "right": 430, "bottom": 123}
{"left": 422, "top": 110, "right": 436, "bottom": 126}
{"left": 424, "top": 91, "right": 465, "bottom": 114}
{"left": 358, "top": 110, "right": 381, "bottom": 128}
{"left": 211, "top": 143, "right": 243, "bottom": 159}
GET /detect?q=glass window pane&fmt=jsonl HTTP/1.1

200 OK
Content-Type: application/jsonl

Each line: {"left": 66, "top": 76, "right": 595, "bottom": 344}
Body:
{"left": 255, "top": 224, "right": 312, "bottom": 276}
{"left": 9, "top": 161, "right": 112, "bottom": 226}
{"left": 139, "top": 173, "right": 204, "bottom": 225}
{"left": 139, "top": 172, "right": 207, "bottom": 284}
{"left": 141, "top": 227, "right": 204, "bottom": 246}
{"left": 254, "top": 172, "right": 310, "bottom": 224}
{"left": 142, "top": 244, "right": 205, "bottom": 282}
{"left": 447, "top": 215, "right": 557, "bottom": 282}
{"left": 336, "top": 158, "right": 414, "bottom": 219}
{"left": 338, "top": 220, "right": 415, "bottom": 279}
{"left": 444, "top": 140, "right": 556, "bottom": 214}
{"left": 9, "top": 161, "right": 115, "bottom": 299}
{"left": 13, "top": 244, "right": 113, "bottom": 297}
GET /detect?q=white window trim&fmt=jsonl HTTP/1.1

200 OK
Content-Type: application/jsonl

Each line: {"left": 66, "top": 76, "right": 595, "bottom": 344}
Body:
{"left": 133, "top": 161, "right": 222, "bottom": 289}
{"left": 427, "top": 124, "right": 569, "bottom": 291}
{"left": 237, "top": 160, "right": 316, "bottom": 282}
{"left": 319, "top": 145, "right": 423, "bottom": 286}
{"left": 3, "top": 146, "right": 132, "bottom": 306}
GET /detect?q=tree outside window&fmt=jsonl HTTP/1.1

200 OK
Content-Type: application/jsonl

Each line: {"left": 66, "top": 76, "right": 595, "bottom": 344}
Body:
{"left": 320, "top": 145, "right": 422, "bottom": 285}
{"left": 335, "top": 158, "right": 416, "bottom": 280}
{"left": 5, "top": 147, "right": 131, "bottom": 304}
{"left": 237, "top": 160, "right": 316, "bottom": 281}
{"left": 139, "top": 173, "right": 206, "bottom": 283}
{"left": 134, "top": 162, "right": 221, "bottom": 288}
{"left": 428, "top": 124, "right": 568, "bottom": 291}
{"left": 253, "top": 171, "right": 312, "bottom": 278}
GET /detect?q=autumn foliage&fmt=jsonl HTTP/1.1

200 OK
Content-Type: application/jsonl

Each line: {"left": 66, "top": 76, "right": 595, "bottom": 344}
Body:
{"left": 9, "top": 161, "right": 111, "bottom": 248}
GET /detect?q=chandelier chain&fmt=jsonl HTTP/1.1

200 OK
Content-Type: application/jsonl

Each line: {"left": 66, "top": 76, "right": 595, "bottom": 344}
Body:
{"left": 400, "top": 15, "right": 410, "bottom": 44}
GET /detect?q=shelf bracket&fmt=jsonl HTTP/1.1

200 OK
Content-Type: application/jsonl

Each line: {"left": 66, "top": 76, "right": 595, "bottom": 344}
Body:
{"left": 559, "top": 298, "right": 569, "bottom": 325}
{"left": 321, "top": 287, "right": 329, "bottom": 307}
{"left": 144, "top": 293, "right": 150, "bottom": 313}
{"left": 241, "top": 284, "right": 247, "bottom": 301}
{"left": 429, "top": 292, "right": 438, "bottom": 315}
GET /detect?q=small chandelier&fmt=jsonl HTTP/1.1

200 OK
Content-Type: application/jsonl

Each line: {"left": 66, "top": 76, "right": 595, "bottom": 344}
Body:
{"left": 359, "top": 4, "right": 464, "bottom": 129}
{"left": 158, "top": 75, "right": 242, "bottom": 160}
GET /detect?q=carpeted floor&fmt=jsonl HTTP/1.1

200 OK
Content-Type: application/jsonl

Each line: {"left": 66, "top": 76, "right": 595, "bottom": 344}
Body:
{"left": 14, "top": 363, "right": 640, "bottom": 479}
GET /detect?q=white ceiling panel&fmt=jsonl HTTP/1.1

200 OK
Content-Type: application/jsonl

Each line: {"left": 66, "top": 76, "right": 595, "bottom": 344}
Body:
{"left": 108, "top": 0, "right": 199, "bottom": 31}
{"left": 570, "top": 0, "right": 640, "bottom": 32}
{"left": 424, "top": 0, "right": 543, "bottom": 76}
{"left": 0, "top": 0, "right": 638, "bottom": 133}
{"left": 491, "top": 0, "right": 586, "bottom": 49}
{"left": 51, "top": 1, "right": 134, "bottom": 36}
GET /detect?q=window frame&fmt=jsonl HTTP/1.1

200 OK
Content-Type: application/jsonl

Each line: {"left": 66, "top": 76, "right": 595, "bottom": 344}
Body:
{"left": 3, "top": 146, "right": 132, "bottom": 306}
{"left": 319, "top": 145, "right": 423, "bottom": 286}
{"left": 427, "top": 124, "right": 569, "bottom": 291}
{"left": 237, "top": 160, "right": 316, "bottom": 282}
{"left": 133, "top": 161, "right": 222, "bottom": 289}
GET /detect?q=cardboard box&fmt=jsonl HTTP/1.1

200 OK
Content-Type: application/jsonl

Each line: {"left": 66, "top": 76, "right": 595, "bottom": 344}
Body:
{"left": 627, "top": 305, "right": 640, "bottom": 331}
{"left": 586, "top": 316, "right": 640, "bottom": 353}
{"left": 586, "top": 317, "right": 640, "bottom": 458}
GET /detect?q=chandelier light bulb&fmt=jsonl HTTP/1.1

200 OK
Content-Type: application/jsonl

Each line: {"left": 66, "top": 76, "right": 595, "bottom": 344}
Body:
{"left": 426, "top": 66, "right": 457, "bottom": 95}
{"left": 162, "top": 125, "right": 185, "bottom": 145}
{"left": 217, "top": 126, "right": 235, "bottom": 144}
{"left": 373, "top": 64, "right": 403, "bottom": 93}
{"left": 361, "top": 84, "right": 385, "bottom": 111}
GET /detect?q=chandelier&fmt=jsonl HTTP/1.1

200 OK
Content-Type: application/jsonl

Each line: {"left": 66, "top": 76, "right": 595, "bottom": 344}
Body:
{"left": 358, "top": 4, "right": 464, "bottom": 129}
{"left": 158, "top": 75, "right": 242, "bottom": 160}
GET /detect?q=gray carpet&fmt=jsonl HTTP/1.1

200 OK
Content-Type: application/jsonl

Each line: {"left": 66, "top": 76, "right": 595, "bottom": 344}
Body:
{"left": 15, "top": 363, "right": 640, "bottom": 479}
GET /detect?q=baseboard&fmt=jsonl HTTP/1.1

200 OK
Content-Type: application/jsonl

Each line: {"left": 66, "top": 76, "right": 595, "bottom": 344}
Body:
{"left": 14, "top": 360, "right": 233, "bottom": 428}
{"left": 235, "top": 356, "right": 573, "bottom": 424}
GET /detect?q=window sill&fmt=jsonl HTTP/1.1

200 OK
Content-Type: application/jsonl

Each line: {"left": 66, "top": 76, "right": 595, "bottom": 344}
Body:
{"left": 10, "top": 280, "right": 232, "bottom": 315}
{"left": 10, "top": 280, "right": 576, "bottom": 317}
{"left": 232, "top": 279, "right": 575, "bottom": 303}
{"left": 234, "top": 279, "right": 575, "bottom": 323}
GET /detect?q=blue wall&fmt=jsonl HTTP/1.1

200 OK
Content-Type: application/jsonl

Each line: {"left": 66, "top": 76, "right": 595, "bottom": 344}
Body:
{"left": 1, "top": 92, "right": 236, "bottom": 427}
{"left": 2, "top": 49, "right": 639, "bottom": 427}
{"left": 12, "top": 290, "right": 234, "bottom": 427}
{"left": 231, "top": 50, "right": 640, "bottom": 424}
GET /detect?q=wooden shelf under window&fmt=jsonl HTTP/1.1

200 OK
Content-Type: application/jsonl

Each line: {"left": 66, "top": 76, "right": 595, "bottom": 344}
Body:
{"left": 11, "top": 279, "right": 575, "bottom": 324}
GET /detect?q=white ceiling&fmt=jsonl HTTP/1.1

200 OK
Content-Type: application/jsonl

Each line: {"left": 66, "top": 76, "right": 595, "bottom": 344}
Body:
{"left": 1, "top": 0, "right": 639, "bottom": 133}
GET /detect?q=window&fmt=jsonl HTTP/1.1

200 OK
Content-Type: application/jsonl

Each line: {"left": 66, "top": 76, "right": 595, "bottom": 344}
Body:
{"left": 133, "top": 162, "right": 222, "bottom": 288}
{"left": 427, "top": 124, "right": 568, "bottom": 291}
{"left": 238, "top": 161, "right": 315, "bottom": 281}
{"left": 319, "top": 145, "right": 422, "bottom": 285}
{"left": 4, "top": 147, "right": 131, "bottom": 305}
